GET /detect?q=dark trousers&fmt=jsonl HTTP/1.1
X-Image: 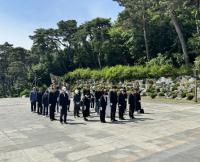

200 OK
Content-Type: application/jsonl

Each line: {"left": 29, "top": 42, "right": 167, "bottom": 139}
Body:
{"left": 95, "top": 101, "right": 100, "bottom": 114}
{"left": 100, "top": 106, "right": 106, "bottom": 122}
{"left": 83, "top": 106, "right": 89, "bottom": 118}
{"left": 60, "top": 106, "right": 67, "bottom": 122}
{"left": 67, "top": 101, "right": 70, "bottom": 111}
{"left": 111, "top": 104, "right": 117, "bottom": 121}
{"left": 129, "top": 105, "right": 135, "bottom": 119}
{"left": 31, "top": 101, "right": 36, "bottom": 112}
{"left": 37, "top": 102, "right": 43, "bottom": 114}
{"left": 74, "top": 103, "right": 80, "bottom": 117}
{"left": 50, "top": 104, "right": 56, "bottom": 120}
{"left": 56, "top": 102, "right": 59, "bottom": 113}
{"left": 91, "top": 99, "right": 95, "bottom": 108}
{"left": 118, "top": 105, "right": 125, "bottom": 119}
{"left": 43, "top": 105, "right": 49, "bottom": 116}
{"left": 136, "top": 102, "right": 141, "bottom": 111}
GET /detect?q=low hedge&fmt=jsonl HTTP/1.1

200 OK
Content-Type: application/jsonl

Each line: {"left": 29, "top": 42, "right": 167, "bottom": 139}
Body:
{"left": 63, "top": 65, "right": 192, "bottom": 82}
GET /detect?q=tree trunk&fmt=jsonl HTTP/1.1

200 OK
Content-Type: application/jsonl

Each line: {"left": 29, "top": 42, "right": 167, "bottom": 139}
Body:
{"left": 170, "top": 10, "right": 190, "bottom": 66}
{"left": 142, "top": 11, "right": 150, "bottom": 61}
{"left": 195, "top": 0, "right": 200, "bottom": 34}
{"left": 97, "top": 51, "right": 102, "bottom": 69}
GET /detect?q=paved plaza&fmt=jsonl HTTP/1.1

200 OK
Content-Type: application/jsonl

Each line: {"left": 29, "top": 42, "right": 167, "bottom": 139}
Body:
{"left": 0, "top": 98, "right": 200, "bottom": 162}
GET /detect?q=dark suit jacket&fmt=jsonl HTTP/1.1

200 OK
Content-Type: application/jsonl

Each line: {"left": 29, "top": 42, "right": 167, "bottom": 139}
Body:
{"left": 118, "top": 93, "right": 126, "bottom": 106}
{"left": 100, "top": 96, "right": 107, "bottom": 108}
{"left": 49, "top": 91, "right": 57, "bottom": 105}
{"left": 37, "top": 92, "right": 43, "bottom": 103}
{"left": 59, "top": 93, "right": 69, "bottom": 107}
{"left": 128, "top": 93, "right": 136, "bottom": 107}
{"left": 109, "top": 91, "right": 118, "bottom": 105}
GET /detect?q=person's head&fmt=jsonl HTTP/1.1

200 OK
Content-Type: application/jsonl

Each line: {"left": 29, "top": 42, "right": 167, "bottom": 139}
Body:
{"left": 33, "top": 87, "right": 36, "bottom": 91}
{"left": 62, "top": 86, "right": 67, "bottom": 93}
{"left": 75, "top": 89, "right": 79, "bottom": 94}
{"left": 51, "top": 84, "right": 56, "bottom": 92}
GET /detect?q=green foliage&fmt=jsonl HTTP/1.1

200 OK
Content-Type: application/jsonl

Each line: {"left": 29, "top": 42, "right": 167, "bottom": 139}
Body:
{"left": 186, "top": 93, "right": 194, "bottom": 100}
{"left": 20, "top": 89, "right": 30, "bottom": 97}
{"left": 150, "top": 93, "right": 157, "bottom": 99}
{"left": 158, "top": 92, "right": 165, "bottom": 96}
{"left": 181, "top": 92, "right": 187, "bottom": 98}
{"left": 1, "top": 0, "right": 200, "bottom": 98}
{"left": 64, "top": 63, "right": 191, "bottom": 83}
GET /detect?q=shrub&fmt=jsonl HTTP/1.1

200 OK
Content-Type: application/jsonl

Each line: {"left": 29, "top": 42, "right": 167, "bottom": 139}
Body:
{"left": 181, "top": 92, "right": 187, "bottom": 98}
{"left": 20, "top": 89, "right": 29, "bottom": 97}
{"left": 172, "top": 94, "right": 177, "bottom": 99}
{"left": 186, "top": 94, "right": 194, "bottom": 100}
{"left": 158, "top": 92, "right": 165, "bottom": 96}
{"left": 150, "top": 93, "right": 157, "bottom": 99}
{"left": 172, "top": 85, "right": 178, "bottom": 91}
{"left": 63, "top": 64, "right": 192, "bottom": 83}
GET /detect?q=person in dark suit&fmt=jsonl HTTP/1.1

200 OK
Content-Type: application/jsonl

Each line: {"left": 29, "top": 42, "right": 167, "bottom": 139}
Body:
{"left": 37, "top": 89, "right": 43, "bottom": 115}
{"left": 49, "top": 85, "right": 57, "bottom": 121}
{"left": 82, "top": 89, "right": 90, "bottom": 121}
{"left": 73, "top": 89, "right": 81, "bottom": 118}
{"left": 100, "top": 90, "right": 107, "bottom": 123}
{"left": 118, "top": 89, "right": 126, "bottom": 120}
{"left": 55, "top": 86, "right": 60, "bottom": 113}
{"left": 128, "top": 89, "right": 136, "bottom": 119}
{"left": 95, "top": 89, "right": 101, "bottom": 114}
{"left": 109, "top": 86, "right": 118, "bottom": 122}
{"left": 90, "top": 90, "right": 95, "bottom": 108}
{"left": 30, "top": 87, "right": 37, "bottom": 112}
{"left": 59, "top": 87, "right": 69, "bottom": 124}
{"left": 42, "top": 90, "right": 49, "bottom": 116}
{"left": 135, "top": 89, "right": 142, "bottom": 113}
{"left": 67, "top": 91, "right": 71, "bottom": 112}
{"left": 123, "top": 88, "right": 128, "bottom": 116}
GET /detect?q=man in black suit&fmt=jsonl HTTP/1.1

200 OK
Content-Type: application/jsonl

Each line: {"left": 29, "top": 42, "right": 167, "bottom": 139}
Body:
{"left": 82, "top": 89, "right": 90, "bottom": 121}
{"left": 109, "top": 86, "right": 118, "bottom": 122}
{"left": 49, "top": 85, "right": 57, "bottom": 121}
{"left": 37, "top": 88, "right": 43, "bottom": 115}
{"left": 118, "top": 89, "right": 126, "bottom": 120}
{"left": 100, "top": 90, "right": 107, "bottom": 123}
{"left": 95, "top": 89, "right": 101, "bottom": 114}
{"left": 135, "top": 89, "right": 142, "bottom": 113}
{"left": 128, "top": 89, "right": 136, "bottom": 119}
{"left": 59, "top": 87, "right": 69, "bottom": 124}
{"left": 73, "top": 89, "right": 81, "bottom": 118}
{"left": 55, "top": 86, "right": 60, "bottom": 113}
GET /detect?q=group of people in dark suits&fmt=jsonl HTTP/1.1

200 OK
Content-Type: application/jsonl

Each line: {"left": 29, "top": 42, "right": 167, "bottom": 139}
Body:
{"left": 29, "top": 85, "right": 143, "bottom": 124}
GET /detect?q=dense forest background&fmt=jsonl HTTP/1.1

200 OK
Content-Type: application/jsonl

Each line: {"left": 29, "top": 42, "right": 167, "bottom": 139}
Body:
{"left": 0, "top": 0, "right": 200, "bottom": 97}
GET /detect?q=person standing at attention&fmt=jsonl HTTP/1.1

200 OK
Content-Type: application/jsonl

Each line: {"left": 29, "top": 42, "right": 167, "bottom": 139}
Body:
{"left": 59, "top": 87, "right": 69, "bottom": 124}
{"left": 30, "top": 87, "right": 37, "bottom": 113}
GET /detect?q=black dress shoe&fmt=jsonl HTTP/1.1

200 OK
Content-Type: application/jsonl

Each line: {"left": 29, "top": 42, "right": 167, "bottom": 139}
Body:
{"left": 60, "top": 121, "right": 63, "bottom": 124}
{"left": 64, "top": 121, "right": 68, "bottom": 124}
{"left": 84, "top": 118, "right": 88, "bottom": 121}
{"left": 114, "top": 119, "right": 118, "bottom": 122}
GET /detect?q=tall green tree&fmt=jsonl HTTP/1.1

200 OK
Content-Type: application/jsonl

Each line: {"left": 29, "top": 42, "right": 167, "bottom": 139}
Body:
{"left": 114, "top": 0, "right": 155, "bottom": 61}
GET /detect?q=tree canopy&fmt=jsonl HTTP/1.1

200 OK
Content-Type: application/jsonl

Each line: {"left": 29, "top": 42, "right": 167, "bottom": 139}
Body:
{"left": 0, "top": 0, "right": 200, "bottom": 97}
